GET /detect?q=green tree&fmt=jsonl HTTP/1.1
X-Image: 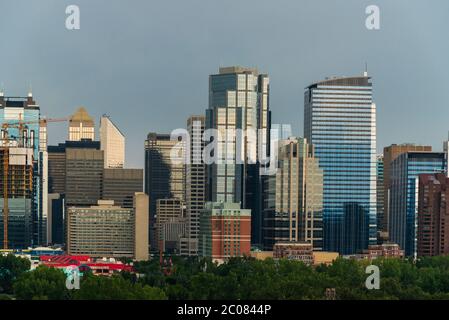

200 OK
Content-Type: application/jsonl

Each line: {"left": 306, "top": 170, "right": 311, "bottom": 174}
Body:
{"left": 13, "top": 266, "right": 69, "bottom": 300}
{"left": 0, "top": 254, "right": 31, "bottom": 294}
{"left": 73, "top": 274, "right": 166, "bottom": 300}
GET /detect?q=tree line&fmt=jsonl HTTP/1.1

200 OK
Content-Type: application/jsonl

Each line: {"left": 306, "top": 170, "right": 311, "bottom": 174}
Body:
{"left": 2, "top": 254, "right": 449, "bottom": 300}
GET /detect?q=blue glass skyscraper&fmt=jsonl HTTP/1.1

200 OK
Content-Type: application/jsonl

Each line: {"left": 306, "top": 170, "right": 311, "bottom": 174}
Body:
{"left": 304, "top": 73, "right": 377, "bottom": 254}
{"left": 389, "top": 152, "right": 446, "bottom": 257}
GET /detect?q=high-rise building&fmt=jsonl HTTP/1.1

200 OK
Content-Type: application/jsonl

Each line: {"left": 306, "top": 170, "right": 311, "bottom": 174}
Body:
{"left": 65, "top": 147, "right": 104, "bottom": 207}
{"left": 68, "top": 107, "right": 95, "bottom": 141}
{"left": 67, "top": 194, "right": 149, "bottom": 261}
{"left": 102, "top": 168, "right": 143, "bottom": 208}
{"left": 48, "top": 144, "right": 67, "bottom": 195}
{"left": 100, "top": 115, "right": 125, "bottom": 169}
{"left": 263, "top": 137, "right": 323, "bottom": 251}
{"left": 199, "top": 202, "right": 251, "bottom": 261}
{"left": 417, "top": 173, "right": 449, "bottom": 257}
{"left": 383, "top": 144, "right": 432, "bottom": 236}
{"left": 0, "top": 147, "right": 34, "bottom": 248}
{"left": 183, "top": 115, "right": 206, "bottom": 256}
{"left": 376, "top": 154, "right": 386, "bottom": 242}
{"left": 144, "top": 132, "right": 185, "bottom": 250}
{"left": 0, "top": 92, "right": 46, "bottom": 247}
{"left": 389, "top": 152, "right": 446, "bottom": 257}
{"left": 206, "top": 66, "right": 270, "bottom": 247}
{"left": 304, "top": 73, "right": 377, "bottom": 254}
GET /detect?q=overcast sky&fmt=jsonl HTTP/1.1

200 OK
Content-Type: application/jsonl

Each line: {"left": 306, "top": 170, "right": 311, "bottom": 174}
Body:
{"left": 1, "top": 0, "right": 448, "bottom": 168}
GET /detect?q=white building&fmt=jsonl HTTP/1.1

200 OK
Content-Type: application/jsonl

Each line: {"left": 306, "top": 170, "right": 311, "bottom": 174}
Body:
{"left": 100, "top": 115, "right": 125, "bottom": 168}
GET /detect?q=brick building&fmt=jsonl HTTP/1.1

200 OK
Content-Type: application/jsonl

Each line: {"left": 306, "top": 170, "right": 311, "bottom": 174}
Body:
{"left": 417, "top": 173, "right": 449, "bottom": 257}
{"left": 199, "top": 202, "right": 251, "bottom": 261}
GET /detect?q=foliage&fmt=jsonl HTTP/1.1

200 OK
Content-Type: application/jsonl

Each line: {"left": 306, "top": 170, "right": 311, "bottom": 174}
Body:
{"left": 72, "top": 274, "right": 167, "bottom": 300}
{"left": 8, "top": 253, "right": 449, "bottom": 300}
{"left": 0, "top": 254, "right": 31, "bottom": 294}
{"left": 13, "top": 266, "right": 69, "bottom": 300}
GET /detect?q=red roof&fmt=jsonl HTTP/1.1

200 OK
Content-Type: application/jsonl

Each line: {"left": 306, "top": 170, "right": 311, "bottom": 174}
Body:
{"left": 39, "top": 255, "right": 134, "bottom": 272}
{"left": 40, "top": 255, "right": 91, "bottom": 265}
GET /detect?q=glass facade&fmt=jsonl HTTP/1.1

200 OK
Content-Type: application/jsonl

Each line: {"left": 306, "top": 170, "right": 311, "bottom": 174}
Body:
{"left": 206, "top": 66, "right": 270, "bottom": 246}
{"left": 304, "top": 75, "right": 377, "bottom": 254}
{"left": 0, "top": 94, "right": 45, "bottom": 248}
{"left": 389, "top": 152, "right": 446, "bottom": 257}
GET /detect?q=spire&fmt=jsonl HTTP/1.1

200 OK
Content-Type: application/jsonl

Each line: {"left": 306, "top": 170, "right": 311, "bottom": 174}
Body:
{"left": 364, "top": 62, "right": 368, "bottom": 77}
{"left": 28, "top": 84, "right": 33, "bottom": 97}
{"left": 0, "top": 83, "right": 4, "bottom": 97}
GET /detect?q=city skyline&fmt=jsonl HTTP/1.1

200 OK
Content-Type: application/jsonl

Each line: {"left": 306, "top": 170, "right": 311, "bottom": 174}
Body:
{"left": 1, "top": 0, "right": 449, "bottom": 169}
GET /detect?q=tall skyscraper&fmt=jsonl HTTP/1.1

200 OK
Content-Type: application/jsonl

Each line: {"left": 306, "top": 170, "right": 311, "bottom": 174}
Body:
{"left": 304, "top": 73, "right": 377, "bottom": 254}
{"left": 100, "top": 115, "right": 125, "bottom": 169}
{"left": 383, "top": 144, "right": 432, "bottom": 237}
{"left": 0, "top": 92, "right": 46, "bottom": 248}
{"left": 263, "top": 137, "right": 323, "bottom": 251}
{"left": 144, "top": 132, "right": 185, "bottom": 250}
{"left": 206, "top": 66, "right": 270, "bottom": 247}
{"left": 389, "top": 151, "right": 446, "bottom": 257}
{"left": 184, "top": 115, "right": 206, "bottom": 256}
{"left": 68, "top": 107, "right": 95, "bottom": 141}
{"left": 417, "top": 173, "right": 449, "bottom": 257}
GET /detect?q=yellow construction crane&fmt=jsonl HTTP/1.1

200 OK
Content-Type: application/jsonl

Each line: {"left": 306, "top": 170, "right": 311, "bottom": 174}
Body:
{"left": 1, "top": 117, "right": 68, "bottom": 249}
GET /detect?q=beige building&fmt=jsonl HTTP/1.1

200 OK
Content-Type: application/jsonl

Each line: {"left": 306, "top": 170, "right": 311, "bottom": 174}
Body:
{"left": 100, "top": 115, "right": 125, "bottom": 169}
{"left": 263, "top": 137, "right": 323, "bottom": 251}
{"left": 66, "top": 193, "right": 149, "bottom": 261}
{"left": 68, "top": 107, "right": 95, "bottom": 141}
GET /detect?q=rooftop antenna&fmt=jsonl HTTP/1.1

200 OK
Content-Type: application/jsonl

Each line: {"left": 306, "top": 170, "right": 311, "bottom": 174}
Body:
{"left": 28, "top": 84, "right": 33, "bottom": 97}
{"left": 0, "top": 82, "right": 4, "bottom": 97}
{"left": 364, "top": 62, "right": 368, "bottom": 77}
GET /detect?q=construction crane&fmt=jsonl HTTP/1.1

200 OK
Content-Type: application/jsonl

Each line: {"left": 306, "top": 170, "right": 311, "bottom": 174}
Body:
{"left": 1, "top": 116, "right": 68, "bottom": 249}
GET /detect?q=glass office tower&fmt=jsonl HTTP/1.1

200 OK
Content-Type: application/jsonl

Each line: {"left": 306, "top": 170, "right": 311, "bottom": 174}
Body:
{"left": 304, "top": 73, "right": 377, "bottom": 254}
{"left": 206, "top": 66, "right": 270, "bottom": 247}
{"left": 389, "top": 152, "right": 446, "bottom": 257}
{"left": 0, "top": 92, "right": 48, "bottom": 247}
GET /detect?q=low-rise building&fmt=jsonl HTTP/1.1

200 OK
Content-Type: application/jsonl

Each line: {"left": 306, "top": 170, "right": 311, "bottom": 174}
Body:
{"left": 348, "top": 243, "right": 404, "bottom": 260}
{"left": 273, "top": 242, "right": 314, "bottom": 265}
